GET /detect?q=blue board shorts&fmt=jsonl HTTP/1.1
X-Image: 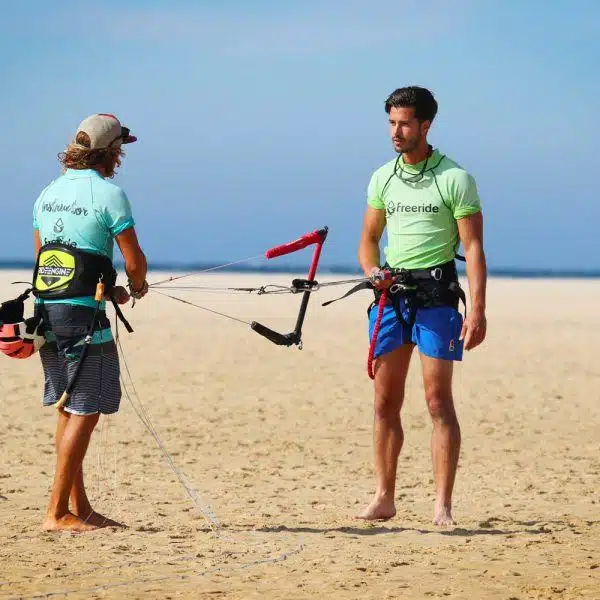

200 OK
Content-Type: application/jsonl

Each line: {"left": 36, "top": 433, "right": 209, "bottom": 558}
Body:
{"left": 368, "top": 296, "right": 464, "bottom": 361}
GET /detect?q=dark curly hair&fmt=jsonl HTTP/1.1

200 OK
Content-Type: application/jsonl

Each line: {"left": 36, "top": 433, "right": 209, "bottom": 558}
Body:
{"left": 384, "top": 86, "right": 438, "bottom": 122}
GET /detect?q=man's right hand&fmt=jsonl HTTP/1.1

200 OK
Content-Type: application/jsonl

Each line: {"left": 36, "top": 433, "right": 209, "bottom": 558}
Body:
{"left": 368, "top": 267, "right": 393, "bottom": 290}
{"left": 128, "top": 279, "right": 149, "bottom": 300}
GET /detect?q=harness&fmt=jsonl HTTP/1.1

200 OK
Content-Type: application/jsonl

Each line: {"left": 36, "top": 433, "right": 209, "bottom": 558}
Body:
{"left": 30, "top": 243, "right": 134, "bottom": 408}
{"left": 33, "top": 242, "right": 118, "bottom": 300}
{"left": 32, "top": 242, "right": 133, "bottom": 333}
{"left": 375, "top": 260, "right": 465, "bottom": 322}
{"left": 324, "top": 260, "right": 467, "bottom": 379}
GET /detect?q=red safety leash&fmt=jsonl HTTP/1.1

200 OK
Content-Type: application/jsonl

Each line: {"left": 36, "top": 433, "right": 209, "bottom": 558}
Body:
{"left": 367, "top": 288, "right": 388, "bottom": 380}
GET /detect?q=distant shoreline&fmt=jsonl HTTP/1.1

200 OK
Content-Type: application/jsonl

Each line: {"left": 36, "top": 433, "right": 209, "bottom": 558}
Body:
{"left": 1, "top": 261, "right": 599, "bottom": 279}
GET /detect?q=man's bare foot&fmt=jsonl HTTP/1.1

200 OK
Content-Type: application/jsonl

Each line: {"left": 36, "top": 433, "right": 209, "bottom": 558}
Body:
{"left": 76, "top": 511, "right": 125, "bottom": 528}
{"left": 41, "top": 512, "right": 99, "bottom": 532}
{"left": 356, "top": 495, "right": 396, "bottom": 520}
{"left": 433, "top": 504, "right": 455, "bottom": 526}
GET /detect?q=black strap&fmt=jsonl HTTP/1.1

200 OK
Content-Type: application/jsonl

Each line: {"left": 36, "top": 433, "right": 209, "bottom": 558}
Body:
{"left": 451, "top": 282, "right": 467, "bottom": 307}
{"left": 321, "top": 281, "right": 373, "bottom": 307}
{"left": 0, "top": 288, "right": 33, "bottom": 325}
{"left": 389, "top": 260, "right": 458, "bottom": 282}
{"left": 110, "top": 298, "right": 134, "bottom": 333}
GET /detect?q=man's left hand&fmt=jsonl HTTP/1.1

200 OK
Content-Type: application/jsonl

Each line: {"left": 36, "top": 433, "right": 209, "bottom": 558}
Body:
{"left": 460, "top": 308, "right": 487, "bottom": 351}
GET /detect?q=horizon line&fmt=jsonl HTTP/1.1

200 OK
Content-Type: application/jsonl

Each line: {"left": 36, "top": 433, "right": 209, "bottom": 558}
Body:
{"left": 0, "top": 259, "right": 599, "bottom": 279}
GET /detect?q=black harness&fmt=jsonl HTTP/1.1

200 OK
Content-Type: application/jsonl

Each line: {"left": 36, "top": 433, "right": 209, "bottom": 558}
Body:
{"left": 33, "top": 242, "right": 117, "bottom": 300}
{"left": 323, "top": 259, "right": 467, "bottom": 325}
{"left": 31, "top": 242, "right": 133, "bottom": 333}
{"left": 375, "top": 260, "right": 466, "bottom": 326}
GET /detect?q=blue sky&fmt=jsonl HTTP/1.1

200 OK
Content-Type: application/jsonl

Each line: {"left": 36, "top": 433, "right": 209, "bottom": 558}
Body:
{"left": 1, "top": 0, "right": 597, "bottom": 271}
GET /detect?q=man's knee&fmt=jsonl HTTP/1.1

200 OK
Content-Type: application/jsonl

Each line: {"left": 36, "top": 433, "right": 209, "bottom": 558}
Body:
{"left": 425, "top": 386, "right": 456, "bottom": 423}
{"left": 373, "top": 388, "right": 404, "bottom": 421}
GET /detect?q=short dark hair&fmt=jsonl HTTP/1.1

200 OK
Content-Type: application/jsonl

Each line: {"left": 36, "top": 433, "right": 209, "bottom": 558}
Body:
{"left": 384, "top": 86, "right": 438, "bottom": 122}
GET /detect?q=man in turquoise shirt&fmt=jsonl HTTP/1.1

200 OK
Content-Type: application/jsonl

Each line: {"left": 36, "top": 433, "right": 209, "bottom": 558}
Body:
{"left": 33, "top": 168, "right": 136, "bottom": 307}
{"left": 33, "top": 114, "right": 148, "bottom": 532}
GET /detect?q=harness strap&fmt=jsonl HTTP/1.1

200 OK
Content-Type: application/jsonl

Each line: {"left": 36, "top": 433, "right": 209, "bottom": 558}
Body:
{"left": 321, "top": 281, "right": 372, "bottom": 307}
{"left": 385, "top": 280, "right": 467, "bottom": 329}
{"left": 110, "top": 298, "right": 134, "bottom": 333}
{"left": 390, "top": 260, "right": 458, "bottom": 283}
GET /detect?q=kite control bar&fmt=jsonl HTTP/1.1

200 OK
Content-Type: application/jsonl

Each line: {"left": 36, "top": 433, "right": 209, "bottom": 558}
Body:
{"left": 250, "top": 226, "right": 329, "bottom": 348}
{"left": 265, "top": 229, "right": 327, "bottom": 259}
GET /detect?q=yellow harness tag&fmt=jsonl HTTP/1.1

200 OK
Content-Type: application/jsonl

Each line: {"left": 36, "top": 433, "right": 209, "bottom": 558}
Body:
{"left": 34, "top": 249, "right": 76, "bottom": 293}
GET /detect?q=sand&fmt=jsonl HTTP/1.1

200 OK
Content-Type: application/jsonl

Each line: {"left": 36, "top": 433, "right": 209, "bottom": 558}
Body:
{"left": 0, "top": 270, "right": 599, "bottom": 599}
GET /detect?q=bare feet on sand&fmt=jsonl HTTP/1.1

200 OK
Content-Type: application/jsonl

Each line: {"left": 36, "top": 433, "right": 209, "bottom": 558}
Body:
{"left": 41, "top": 512, "right": 99, "bottom": 532}
{"left": 356, "top": 495, "right": 396, "bottom": 520}
{"left": 75, "top": 511, "right": 125, "bottom": 529}
{"left": 433, "top": 504, "right": 455, "bottom": 526}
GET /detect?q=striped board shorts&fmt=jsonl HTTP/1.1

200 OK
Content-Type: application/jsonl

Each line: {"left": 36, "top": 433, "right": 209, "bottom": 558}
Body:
{"left": 36, "top": 303, "right": 121, "bottom": 415}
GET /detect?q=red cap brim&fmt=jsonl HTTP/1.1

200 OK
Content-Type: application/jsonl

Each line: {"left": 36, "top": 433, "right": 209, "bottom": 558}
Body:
{"left": 123, "top": 135, "right": 137, "bottom": 144}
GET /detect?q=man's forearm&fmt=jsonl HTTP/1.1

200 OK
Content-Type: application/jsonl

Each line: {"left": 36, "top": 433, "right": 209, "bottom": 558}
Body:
{"left": 358, "top": 238, "right": 382, "bottom": 277}
{"left": 125, "top": 252, "right": 148, "bottom": 292}
{"left": 464, "top": 242, "right": 487, "bottom": 312}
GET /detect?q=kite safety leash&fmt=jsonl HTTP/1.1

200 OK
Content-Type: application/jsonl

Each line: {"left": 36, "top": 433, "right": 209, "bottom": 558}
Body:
{"left": 367, "top": 288, "right": 388, "bottom": 380}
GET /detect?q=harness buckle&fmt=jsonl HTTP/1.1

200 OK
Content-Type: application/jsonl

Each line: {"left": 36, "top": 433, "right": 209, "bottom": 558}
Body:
{"left": 431, "top": 267, "right": 443, "bottom": 281}
{"left": 394, "top": 268, "right": 410, "bottom": 284}
{"left": 389, "top": 282, "right": 413, "bottom": 295}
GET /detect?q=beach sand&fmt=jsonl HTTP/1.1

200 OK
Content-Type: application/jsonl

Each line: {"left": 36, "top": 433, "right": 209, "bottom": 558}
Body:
{"left": 0, "top": 270, "right": 599, "bottom": 599}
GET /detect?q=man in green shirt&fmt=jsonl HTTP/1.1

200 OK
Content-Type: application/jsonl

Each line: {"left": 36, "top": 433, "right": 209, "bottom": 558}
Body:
{"left": 357, "top": 86, "right": 487, "bottom": 525}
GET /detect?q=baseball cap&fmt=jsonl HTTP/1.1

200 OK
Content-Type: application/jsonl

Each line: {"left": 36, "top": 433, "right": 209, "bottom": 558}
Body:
{"left": 75, "top": 113, "right": 137, "bottom": 150}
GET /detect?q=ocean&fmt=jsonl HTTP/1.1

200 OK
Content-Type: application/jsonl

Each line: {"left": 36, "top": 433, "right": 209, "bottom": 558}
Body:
{"left": 2, "top": 259, "right": 599, "bottom": 279}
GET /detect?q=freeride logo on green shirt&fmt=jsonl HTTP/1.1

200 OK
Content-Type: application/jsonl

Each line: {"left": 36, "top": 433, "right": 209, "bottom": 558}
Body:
{"left": 386, "top": 202, "right": 440, "bottom": 216}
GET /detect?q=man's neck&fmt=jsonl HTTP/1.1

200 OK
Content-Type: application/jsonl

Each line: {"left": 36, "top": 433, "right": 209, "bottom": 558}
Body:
{"left": 402, "top": 142, "right": 432, "bottom": 165}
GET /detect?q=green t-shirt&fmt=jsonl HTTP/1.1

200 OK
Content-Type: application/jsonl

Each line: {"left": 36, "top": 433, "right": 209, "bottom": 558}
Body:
{"left": 367, "top": 148, "right": 481, "bottom": 269}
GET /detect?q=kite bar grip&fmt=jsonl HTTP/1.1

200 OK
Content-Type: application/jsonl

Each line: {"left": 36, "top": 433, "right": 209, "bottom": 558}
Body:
{"left": 265, "top": 228, "right": 327, "bottom": 259}
{"left": 250, "top": 321, "right": 299, "bottom": 347}
{"left": 55, "top": 391, "right": 69, "bottom": 409}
